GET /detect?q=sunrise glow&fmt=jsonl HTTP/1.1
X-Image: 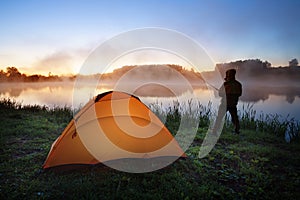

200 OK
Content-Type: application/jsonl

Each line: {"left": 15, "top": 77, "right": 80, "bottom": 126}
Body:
{"left": 0, "top": 0, "right": 299, "bottom": 76}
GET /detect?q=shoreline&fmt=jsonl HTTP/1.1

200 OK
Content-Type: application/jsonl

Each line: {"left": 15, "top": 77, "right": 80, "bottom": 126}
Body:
{"left": 0, "top": 99, "right": 299, "bottom": 199}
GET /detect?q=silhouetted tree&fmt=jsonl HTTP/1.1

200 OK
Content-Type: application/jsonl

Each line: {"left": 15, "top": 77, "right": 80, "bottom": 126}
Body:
{"left": 263, "top": 61, "right": 272, "bottom": 68}
{"left": 6, "top": 67, "right": 22, "bottom": 81}
{"left": 0, "top": 70, "right": 7, "bottom": 82}
{"left": 289, "top": 58, "right": 298, "bottom": 67}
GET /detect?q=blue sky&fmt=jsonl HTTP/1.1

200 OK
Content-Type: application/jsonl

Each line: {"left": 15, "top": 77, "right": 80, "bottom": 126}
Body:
{"left": 0, "top": 0, "right": 299, "bottom": 75}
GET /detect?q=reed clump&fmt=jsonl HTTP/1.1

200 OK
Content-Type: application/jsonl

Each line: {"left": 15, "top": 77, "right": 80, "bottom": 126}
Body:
{"left": 149, "top": 100, "right": 299, "bottom": 142}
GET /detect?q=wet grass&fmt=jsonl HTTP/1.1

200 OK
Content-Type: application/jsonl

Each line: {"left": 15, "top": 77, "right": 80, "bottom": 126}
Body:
{"left": 0, "top": 98, "right": 299, "bottom": 199}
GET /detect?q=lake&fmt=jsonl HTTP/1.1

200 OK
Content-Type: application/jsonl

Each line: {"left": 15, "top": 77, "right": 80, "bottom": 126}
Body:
{"left": 0, "top": 82, "right": 300, "bottom": 121}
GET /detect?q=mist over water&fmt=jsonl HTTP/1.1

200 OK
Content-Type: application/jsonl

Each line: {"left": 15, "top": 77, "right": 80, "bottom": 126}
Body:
{"left": 0, "top": 81, "right": 299, "bottom": 121}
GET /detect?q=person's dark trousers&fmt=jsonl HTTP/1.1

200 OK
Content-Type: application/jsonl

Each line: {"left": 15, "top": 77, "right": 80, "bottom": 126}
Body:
{"left": 228, "top": 106, "right": 240, "bottom": 134}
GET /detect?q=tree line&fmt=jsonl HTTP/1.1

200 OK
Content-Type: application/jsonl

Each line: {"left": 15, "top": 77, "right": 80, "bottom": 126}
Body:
{"left": 0, "top": 67, "right": 73, "bottom": 82}
{"left": 1, "top": 59, "right": 299, "bottom": 83}
{"left": 215, "top": 58, "right": 300, "bottom": 81}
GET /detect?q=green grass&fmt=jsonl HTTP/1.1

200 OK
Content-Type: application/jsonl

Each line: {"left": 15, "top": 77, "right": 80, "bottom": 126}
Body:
{"left": 0, "top": 98, "right": 299, "bottom": 199}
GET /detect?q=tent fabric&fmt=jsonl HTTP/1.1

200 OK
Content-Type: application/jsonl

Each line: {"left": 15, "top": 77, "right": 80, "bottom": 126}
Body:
{"left": 43, "top": 91, "right": 186, "bottom": 169}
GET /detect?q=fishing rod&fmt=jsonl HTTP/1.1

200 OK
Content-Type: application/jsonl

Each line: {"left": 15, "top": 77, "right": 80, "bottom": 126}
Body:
{"left": 205, "top": 81, "right": 219, "bottom": 91}
{"left": 192, "top": 69, "right": 221, "bottom": 91}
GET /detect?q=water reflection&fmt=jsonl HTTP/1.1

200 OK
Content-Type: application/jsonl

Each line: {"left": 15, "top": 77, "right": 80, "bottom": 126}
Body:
{"left": 0, "top": 82, "right": 76, "bottom": 107}
{"left": 1, "top": 82, "right": 300, "bottom": 102}
{"left": 0, "top": 82, "right": 300, "bottom": 120}
{"left": 240, "top": 85, "right": 300, "bottom": 104}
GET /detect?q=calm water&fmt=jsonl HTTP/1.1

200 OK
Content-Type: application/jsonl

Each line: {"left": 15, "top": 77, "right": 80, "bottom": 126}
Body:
{"left": 0, "top": 82, "right": 300, "bottom": 121}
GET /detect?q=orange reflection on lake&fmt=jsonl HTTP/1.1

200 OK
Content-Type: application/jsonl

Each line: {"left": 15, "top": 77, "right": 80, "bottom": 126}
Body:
{"left": 0, "top": 82, "right": 299, "bottom": 120}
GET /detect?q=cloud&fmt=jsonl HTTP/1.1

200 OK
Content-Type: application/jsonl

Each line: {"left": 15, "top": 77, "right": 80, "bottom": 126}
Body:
{"left": 30, "top": 47, "right": 92, "bottom": 75}
{"left": 31, "top": 51, "right": 73, "bottom": 75}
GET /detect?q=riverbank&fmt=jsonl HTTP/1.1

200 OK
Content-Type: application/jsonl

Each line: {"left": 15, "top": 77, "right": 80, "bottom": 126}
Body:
{"left": 0, "top": 99, "right": 299, "bottom": 199}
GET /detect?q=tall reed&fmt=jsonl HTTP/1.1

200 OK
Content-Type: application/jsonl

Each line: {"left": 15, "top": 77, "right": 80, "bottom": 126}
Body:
{"left": 1, "top": 97, "right": 298, "bottom": 142}
{"left": 149, "top": 100, "right": 299, "bottom": 142}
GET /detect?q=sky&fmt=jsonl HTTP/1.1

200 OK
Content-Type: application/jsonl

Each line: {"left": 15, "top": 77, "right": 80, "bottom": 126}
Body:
{"left": 0, "top": 0, "right": 299, "bottom": 75}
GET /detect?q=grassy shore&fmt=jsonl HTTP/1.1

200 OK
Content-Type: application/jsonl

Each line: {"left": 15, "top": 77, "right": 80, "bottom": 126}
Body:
{"left": 0, "top": 99, "right": 299, "bottom": 199}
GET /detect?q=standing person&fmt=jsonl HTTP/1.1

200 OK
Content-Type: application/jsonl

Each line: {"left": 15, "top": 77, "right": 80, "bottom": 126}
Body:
{"left": 214, "top": 69, "right": 242, "bottom": 135}
{"left": 221, "top": 69, "right": 242, "bottom": 134}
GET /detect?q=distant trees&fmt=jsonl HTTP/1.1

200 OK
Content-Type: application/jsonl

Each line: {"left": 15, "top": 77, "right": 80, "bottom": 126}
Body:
{"left": 215, "top": 58, "right": 300, "bottom": 82}
{"left": 6, "top": 67, "right": 21, "bottom": 78}
{"left": 0, "top": 67, "right": 63, "bottom": 82}
{"left": 0, "top": 67, "right": 23, "bottom": 82}
{"left": 215, "top": 59, "right": 271, "bottom": 79}
{"left": 289, "top": 58, "right": 298, "bottom": 67}
{"left": 1, "top": 59, "right": 299, "bottom": 83}
{"left": 99, "top": 64, "right": 203, "bottom": 82}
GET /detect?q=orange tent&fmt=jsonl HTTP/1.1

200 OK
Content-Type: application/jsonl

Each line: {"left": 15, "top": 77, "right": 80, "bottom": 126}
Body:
{"left": 43, "top": 91, "right": 186, "bottom": 170}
